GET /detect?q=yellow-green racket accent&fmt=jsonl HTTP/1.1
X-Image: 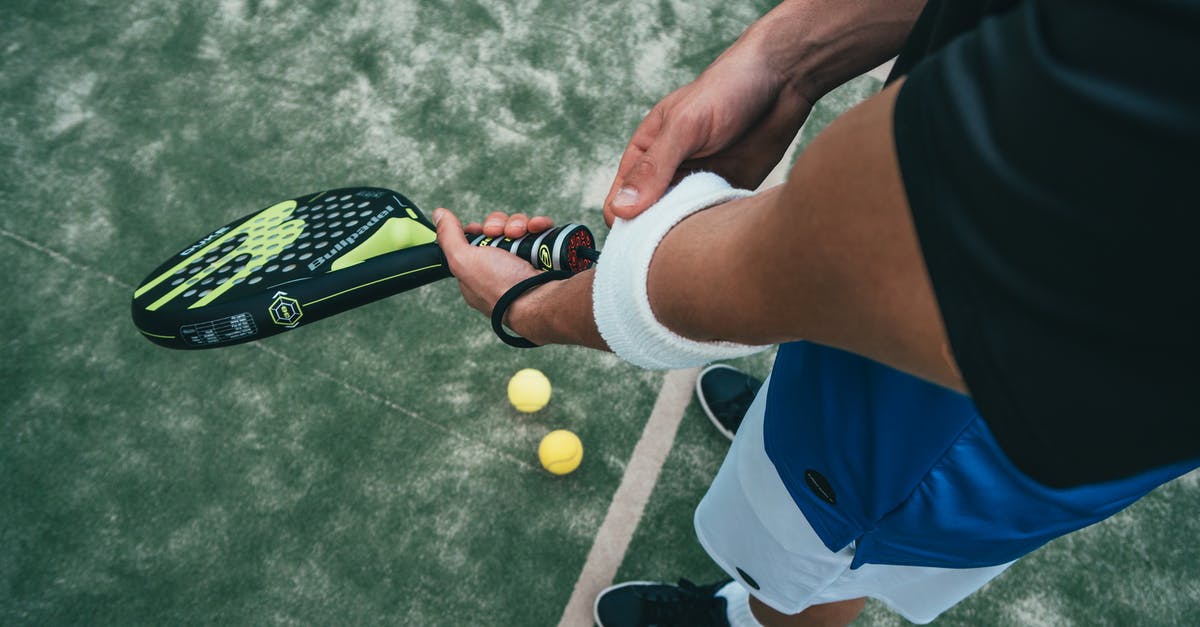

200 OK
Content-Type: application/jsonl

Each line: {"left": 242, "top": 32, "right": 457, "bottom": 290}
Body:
{"left": 330, "top": 217, "right": 436, "bottom": 271}
{"left": 135, "top": 200, "right": 304, "bottom": 310}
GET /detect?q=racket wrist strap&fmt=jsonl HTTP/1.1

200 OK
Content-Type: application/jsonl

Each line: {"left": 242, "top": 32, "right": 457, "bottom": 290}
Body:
{"left": 492, "top": 270, "right": 572, "bottom": 348}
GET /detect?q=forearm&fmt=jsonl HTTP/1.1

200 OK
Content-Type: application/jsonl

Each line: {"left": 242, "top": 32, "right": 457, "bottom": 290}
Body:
{"left": 649, "top": 79, "right": 961, "bottom": 390}
{"left": 742, "top": 0, "right": 925, "bottom": 100}
{"left": 509, "top": 79, "right": 965, "bottom": 392}
{"left": 507, "top": 270, "right": 608, "bottom": 351}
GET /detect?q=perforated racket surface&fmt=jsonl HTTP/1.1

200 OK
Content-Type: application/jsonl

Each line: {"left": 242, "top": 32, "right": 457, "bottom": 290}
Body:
{"left": 131, "top": 187, "right": 595, "bottom": 349}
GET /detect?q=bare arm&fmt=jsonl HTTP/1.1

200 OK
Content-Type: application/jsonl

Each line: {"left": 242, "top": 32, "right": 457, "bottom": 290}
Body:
{"left": 603, "top": 0, "right": 927, "bottom": 221}
{"left": 752, "top": 0, "right": 924, "bottom": 101}
{"left": 499, "top": 79, "right": 964, "bottom": 391}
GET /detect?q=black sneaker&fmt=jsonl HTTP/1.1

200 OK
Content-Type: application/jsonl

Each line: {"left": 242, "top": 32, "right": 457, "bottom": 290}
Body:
{"left": 696, "top": 365, "right": 762, "bottom": 441}
{"left": 594, "top": 579, "right": 732, "bottom": 627}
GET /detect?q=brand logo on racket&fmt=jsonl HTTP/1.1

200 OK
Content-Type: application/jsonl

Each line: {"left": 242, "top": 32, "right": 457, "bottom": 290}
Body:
{"left": 269, "top": 293, "right": 304, "bottom": 327}
{"left": 306, "top": 206, "right": 395, "bottom": 272}
{"left": 538, "top": 244, "right": 552, "bottom": 270}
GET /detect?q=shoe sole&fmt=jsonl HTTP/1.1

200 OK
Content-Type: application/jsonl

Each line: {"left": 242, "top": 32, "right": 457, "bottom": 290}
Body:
{"left": 593, "top": 580, "right": 662, "bottom": 627}
{"left": 695, "top": 364, "right": 738, "bottom": 442}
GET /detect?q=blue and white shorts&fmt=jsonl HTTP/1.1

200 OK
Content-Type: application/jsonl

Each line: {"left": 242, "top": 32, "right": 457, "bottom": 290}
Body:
{"left": 693, "top": 376, "right": 1014, "bottom": 624}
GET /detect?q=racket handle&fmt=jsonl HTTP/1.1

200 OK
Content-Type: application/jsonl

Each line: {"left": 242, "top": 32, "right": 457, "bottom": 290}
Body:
{"left": 465, "top": 224, "right": 598, "bottom": 274}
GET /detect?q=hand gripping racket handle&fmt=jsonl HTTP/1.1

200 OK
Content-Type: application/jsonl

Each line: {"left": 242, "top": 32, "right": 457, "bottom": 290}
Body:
{"left": 462, "top": 223, "right": 598, "bottom": 274}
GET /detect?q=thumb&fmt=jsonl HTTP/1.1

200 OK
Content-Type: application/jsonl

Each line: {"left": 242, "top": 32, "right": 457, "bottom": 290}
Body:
{"left": 608, "top": 139, "right": 692, "bottom": 221}
{"left": 433, "top": 208, "right": 468, "bottom": 264}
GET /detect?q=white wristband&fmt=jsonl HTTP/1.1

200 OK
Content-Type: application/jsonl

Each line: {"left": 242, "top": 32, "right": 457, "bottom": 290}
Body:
{"left": 593, "top": 172, "right": 772, "bottom": 370}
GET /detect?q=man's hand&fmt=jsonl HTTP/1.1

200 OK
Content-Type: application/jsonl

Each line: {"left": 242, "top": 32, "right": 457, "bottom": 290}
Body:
{"left": 603, "top": 36, "right": 813, "bottom": 225}
{"left": 432, "top": 208, "right": 548, "bottom": 318}
{"left": 434, "top": 207, "right": 608, "bottom": 350}
{"left": 463, "top": 210, "right": 555, "bottom": 240}
{"left": 601, "top": 0, "right": 926, "bottom": 225}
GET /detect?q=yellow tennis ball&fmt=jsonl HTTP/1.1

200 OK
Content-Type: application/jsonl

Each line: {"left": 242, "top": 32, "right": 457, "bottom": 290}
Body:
{"left": 538, "top": 429, "right": 583, "bottom": 475}
{"left": 508, "top": 368, "right": 551, "bottom": 413}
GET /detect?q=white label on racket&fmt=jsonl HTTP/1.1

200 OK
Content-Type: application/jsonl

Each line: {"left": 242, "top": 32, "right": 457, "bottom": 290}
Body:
{"left": 179, "top": 312, "right": 258, "bottom": 346}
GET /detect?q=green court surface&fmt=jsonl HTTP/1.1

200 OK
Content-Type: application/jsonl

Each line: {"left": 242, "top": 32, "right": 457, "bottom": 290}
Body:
{"left": 2, "top": 1, "right": 1197, "bottom": 625}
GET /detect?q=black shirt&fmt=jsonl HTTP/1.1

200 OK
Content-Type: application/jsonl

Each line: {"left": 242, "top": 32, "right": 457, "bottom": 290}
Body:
{"left": 891, "top": 0, "right": 1200, "bottom": 487}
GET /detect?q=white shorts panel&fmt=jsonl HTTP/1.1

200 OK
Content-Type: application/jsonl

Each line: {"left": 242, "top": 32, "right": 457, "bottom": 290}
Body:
{"left": 693, "top": 375, "right": 1014, "bottom": 623}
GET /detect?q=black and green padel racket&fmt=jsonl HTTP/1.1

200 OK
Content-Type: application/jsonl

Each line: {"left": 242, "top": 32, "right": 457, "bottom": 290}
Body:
{"left": 131, "top": 187, "right": 597, "bottom": 350}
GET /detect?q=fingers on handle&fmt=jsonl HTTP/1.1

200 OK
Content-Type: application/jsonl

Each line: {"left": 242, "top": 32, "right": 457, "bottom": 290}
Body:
{"left": 503, "top": 213, "right": 529, "bottom": 239}
{"left": 482, "top": 211, "right": 509, "bottom": 237}
{"left": 527, "top": 216, "right": 555, "bottom": 233}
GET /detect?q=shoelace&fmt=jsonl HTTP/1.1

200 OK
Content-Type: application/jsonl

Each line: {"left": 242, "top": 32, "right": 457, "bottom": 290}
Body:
{"left": 640, "top": 579, "right": 728, "bottom": 626}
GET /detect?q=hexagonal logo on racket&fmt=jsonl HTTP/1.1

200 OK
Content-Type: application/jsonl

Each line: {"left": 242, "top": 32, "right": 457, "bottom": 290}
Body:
{"left": 268, "top": 292, "right": 304, "bottom": 327}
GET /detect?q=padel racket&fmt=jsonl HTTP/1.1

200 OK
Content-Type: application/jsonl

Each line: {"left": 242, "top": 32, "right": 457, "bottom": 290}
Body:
{"left": 131, "top": 187, "right": 597, "bottom": 349}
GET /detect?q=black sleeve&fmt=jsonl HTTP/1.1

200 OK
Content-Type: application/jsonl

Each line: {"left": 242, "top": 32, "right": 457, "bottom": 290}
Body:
{"left": 892, "top": 0, "right": 1200, "bottom": 487}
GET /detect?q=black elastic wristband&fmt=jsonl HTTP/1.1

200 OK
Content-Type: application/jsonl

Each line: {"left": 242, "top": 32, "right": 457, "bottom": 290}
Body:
{"left": 491, "top": 270, "right": 572, "bottom": 348}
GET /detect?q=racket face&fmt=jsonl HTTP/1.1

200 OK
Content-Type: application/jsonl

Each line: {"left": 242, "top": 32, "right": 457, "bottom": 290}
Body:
{"left": 132, "top": 187, "right": 448, "bottom": 349}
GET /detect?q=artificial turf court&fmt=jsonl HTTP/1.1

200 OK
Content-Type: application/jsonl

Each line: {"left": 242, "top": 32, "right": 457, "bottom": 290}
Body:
{"left": 2, "top": 1, "right": 1197, "bottom": 625}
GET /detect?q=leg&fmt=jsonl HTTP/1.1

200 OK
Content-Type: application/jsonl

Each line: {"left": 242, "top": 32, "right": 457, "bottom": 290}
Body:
{"left": 750, "top": 595, "right": 865, "bottom": 627}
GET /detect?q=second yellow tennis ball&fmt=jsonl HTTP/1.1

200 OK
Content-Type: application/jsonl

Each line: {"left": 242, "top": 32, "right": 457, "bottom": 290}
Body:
{"left": 508, "top": 368, "right": 551, "bottom": 413}
{"left": 538, "top": 430, "right": 583, "bottom": 475}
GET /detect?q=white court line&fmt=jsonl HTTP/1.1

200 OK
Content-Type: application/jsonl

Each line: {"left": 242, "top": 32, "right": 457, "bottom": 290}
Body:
{"left": 867, "top": 58, "right": 896, "bottom": 83}
{"left": 0, "top": 226, "right": 128, "bottom": 288}
{"left": 556, "top": 366, "right": 699, "bottom": 627}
